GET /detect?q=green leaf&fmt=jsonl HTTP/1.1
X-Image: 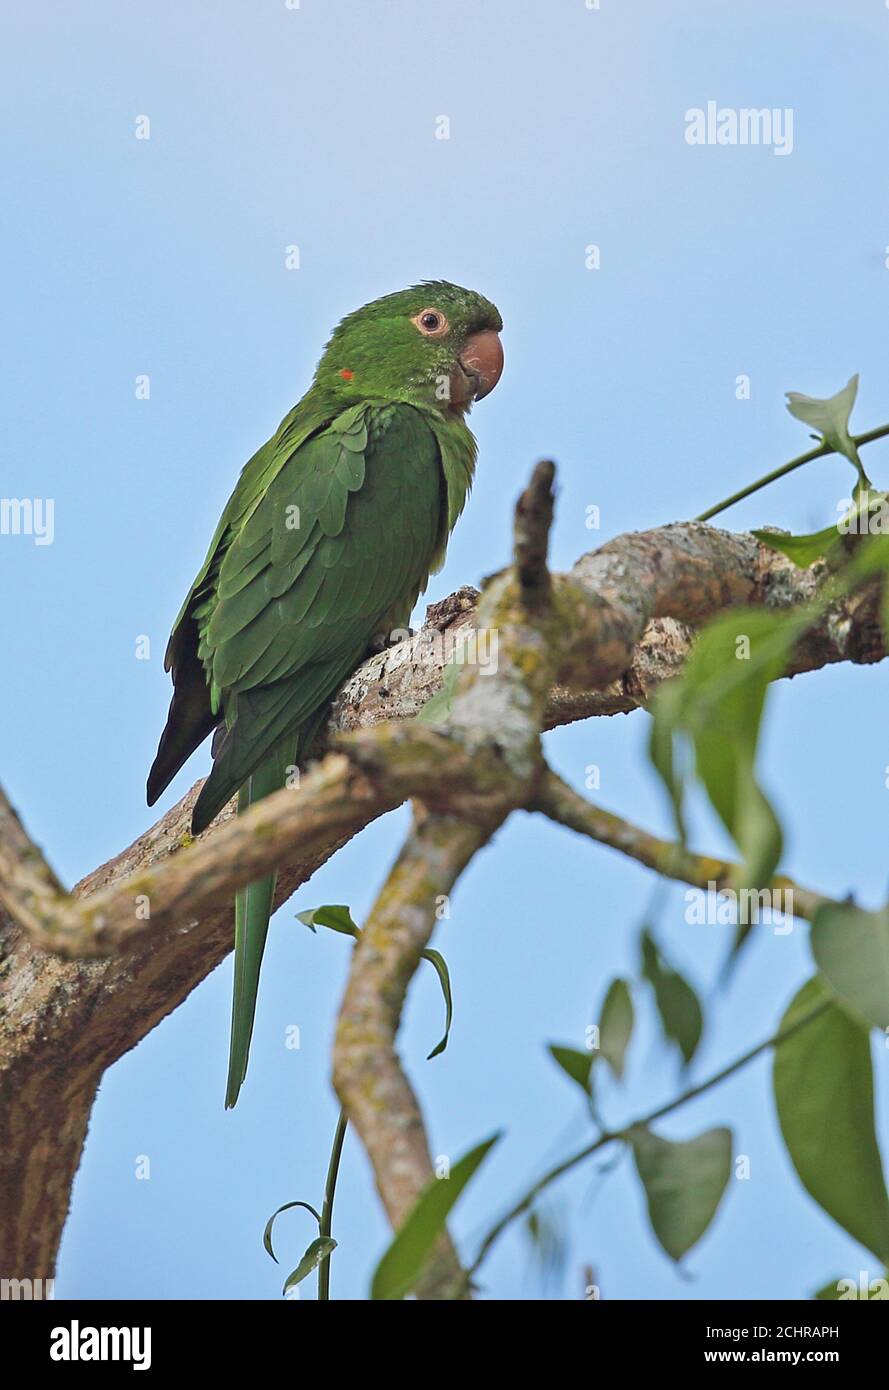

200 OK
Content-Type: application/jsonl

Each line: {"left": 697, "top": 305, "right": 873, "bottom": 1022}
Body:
{"left": 282, "top": 1236, "right": 337, "bottom": 1295}
{"left": 297, "top": 904, "right": 360, "bottom": 938}
{"left": 598, "top": 978, "right": 634, "bottom": 1080}
{"left": 301, "top": 905, "right": 454, "bottom": 1059}
{"left": 548, "top": 1043, "right": 594, "bottom": 1094}
{"left": 263, "top": 1200, "right": 321, "bottom": 1263}
{"left": 753, "top": 490, "right": 889, "bottom": 570}
{"left": 786, "top": 375, "right": 861, "bottom": 471}
{"left": 847, "top": 529, "right": 889, "bottom": 581}
{"left": 811, "top": 901, "right": 889, "bottom": 1031}
{"left": 773, "top": 976, "right": 889, "bottom": 1262}
{"left": 752, "top": 524, "right": 843, "bottom": 569}
{"left": 421, "top": 947, "right": 453, "bottom": 1059}
{"left": 647, "top": 680, "right": 689, "bottom": 846}
{"left": 640, "top": 931, "right": 703, "bottom": 1066}
{"left": 650, "top": 534, "right": 889, "bottom": 892}
{"left": 630, "top": 1124, "right": 732, "bottom": 1261}
{"left": 649, "top": 608, "right": 808, "bottom": 895}
{"left": 681, "top": 613, "right": 795, "bottom": 889}
{"left": 813, "top": 1273, "right": 889, "bottom": 1300}
{"left": 371, "top": 1134, "right": 501, "bottom": 1300}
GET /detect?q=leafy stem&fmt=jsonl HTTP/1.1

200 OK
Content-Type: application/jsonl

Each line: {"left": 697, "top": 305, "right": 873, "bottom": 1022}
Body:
{"left": 318, "top": 1108, "right": 348, "bottom": 1301}
{"left": 696, "top": 423, "right": 889, "bottom": 523}
{"left": 469, "top": 996, "right": 831, "bottom": 1275}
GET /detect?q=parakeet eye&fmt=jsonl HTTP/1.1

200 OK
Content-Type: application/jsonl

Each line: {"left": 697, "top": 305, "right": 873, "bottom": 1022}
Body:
{"left": 412, "top": 308, "right": 449, "bottom": 337}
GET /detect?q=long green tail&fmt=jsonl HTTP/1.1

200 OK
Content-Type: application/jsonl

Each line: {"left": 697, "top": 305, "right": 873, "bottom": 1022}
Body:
{"left": 224, "top": 704, "right": 332, "bottom": 1109}
{"left": 225, "top": 742, "right": 294, "bottom": 1109}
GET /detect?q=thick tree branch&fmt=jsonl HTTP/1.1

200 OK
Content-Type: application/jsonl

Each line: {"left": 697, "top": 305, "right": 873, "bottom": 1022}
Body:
{"left": 1, "top": 488, "right": 884, "bottom": 1288}
{"left": 330, "top": 530, "right": 885, "bottom": 732}
{"left": 333, "top": 814, "right": 493, "bottom": 1300}
{"left": 0, "top": 735, "right": 495, "bottom": 958}
{"left": 0, "top": 787, "right": 66, "bottom": 943}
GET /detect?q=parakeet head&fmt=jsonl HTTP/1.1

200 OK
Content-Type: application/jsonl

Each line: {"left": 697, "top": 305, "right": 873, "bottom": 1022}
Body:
{"left": 313, "top": 281, "right": 504, "bottom": 413}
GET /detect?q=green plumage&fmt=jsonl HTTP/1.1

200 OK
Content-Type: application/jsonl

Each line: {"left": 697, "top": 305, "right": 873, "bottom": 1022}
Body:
{"left": 147, "top": 281, "right": 502, "bottom": 1107}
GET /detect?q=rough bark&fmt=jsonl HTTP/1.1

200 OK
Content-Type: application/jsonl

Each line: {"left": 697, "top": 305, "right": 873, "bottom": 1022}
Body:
{"left": 0, "top": 511, "right": 884, "bottom": 1288}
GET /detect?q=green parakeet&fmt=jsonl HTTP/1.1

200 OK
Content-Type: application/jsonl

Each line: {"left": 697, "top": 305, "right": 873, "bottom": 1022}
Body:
{"left": 147, "top": 281, "right": 504, "bottom": 1107}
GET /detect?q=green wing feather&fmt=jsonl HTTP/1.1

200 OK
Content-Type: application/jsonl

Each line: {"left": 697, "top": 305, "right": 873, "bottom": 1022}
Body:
{"left": 146, "top": 397, "right": 333, "bottom": 805}
{"left": 159, "top": 400, "right": 447, "bottom": 1108}
{"left": 190, "top": 401, "right": 445, "bottom": 832}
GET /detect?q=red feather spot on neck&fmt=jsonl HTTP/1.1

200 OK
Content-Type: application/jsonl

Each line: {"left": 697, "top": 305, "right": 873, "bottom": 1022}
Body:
{"left": 339, "top": 369, "right": 353, "bottom": 380}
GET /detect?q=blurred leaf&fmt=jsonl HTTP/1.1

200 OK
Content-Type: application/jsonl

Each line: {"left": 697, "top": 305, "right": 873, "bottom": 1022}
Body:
{"left": 630, "top": 1124, "right": 732, "bottom": 1261}
{"left": 300, "top": 905, "right": 454, "bottom": 1058}
{"left": 773, "top": 976, "right": 889, "bottom": 1262}
{"left": 811, "top": 901, "right": 889, "bottom": 1030}
{"left": 640, "top": 931, "right": 703, "bottom": 1066}
{"left": 548, "top": 1044, "right": 594, "bottom": 1095}
{"left": 678, "top": 612, "right": 795, "bottom": 889}
{"left": 786, "top": 375, "right": 861, "bottom": 470}
{"left": 416, "top": 657, "right": 461, "bottom": 725}
{"left": 282, "top": 1236, "right": 337, "bottom": 1295}
{"left": 847, "top": 530, "right": 889, "bottom": 580}
{"left": 263, "top": 1200, "right": 321, "bottom": 1264}
{"left": 421, "top": 947, "right": 453, "bottom": 1059}
{"left": 647, "top": 680, "right": 689, "bottom": 845}
{"left": 524, "top": 1205, "right": 569, "bottom": 1286}
{"left": 298, "top": 904, "right": 359, "bottom": 938}
{"left": 371, "top": 1134, "right": 501, "bottom": 1300}
{"left": 598, "top": 978, "right": 634, "bottom": 1081}
{"left": 649, "top": 608, "right": 809, "bottom": 896}
{"left": 813, "top": 1273, "right": 889, "bottom": 1300}
{"left": 813, "top": 1277, "right": 844, "bottom": 1301}
{"left": 842, "top": 534, "right": 889, "bottom": 654}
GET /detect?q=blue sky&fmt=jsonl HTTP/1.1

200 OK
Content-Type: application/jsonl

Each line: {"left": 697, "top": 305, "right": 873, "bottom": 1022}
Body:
{"left": 3, "top": 0, "right": 889, "bottom": 1299}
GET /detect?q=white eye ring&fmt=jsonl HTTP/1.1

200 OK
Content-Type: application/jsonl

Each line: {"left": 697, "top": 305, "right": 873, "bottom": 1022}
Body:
{"left": 412, "top": 308, "right": 449, "bottom": 337}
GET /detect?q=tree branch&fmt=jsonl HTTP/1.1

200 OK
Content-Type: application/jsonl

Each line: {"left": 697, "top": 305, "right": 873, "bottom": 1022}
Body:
{"left": 531, "top": 769, "right": 827, "bottom": 921}
{"left": 332, "top": 814, "right": 493, "bottom": 1299}
{"left": 0, "top": 787, "right": 67, "bottom": 943}
{"left": 1, "top": 482, "right": 884, "bottom": 1288}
